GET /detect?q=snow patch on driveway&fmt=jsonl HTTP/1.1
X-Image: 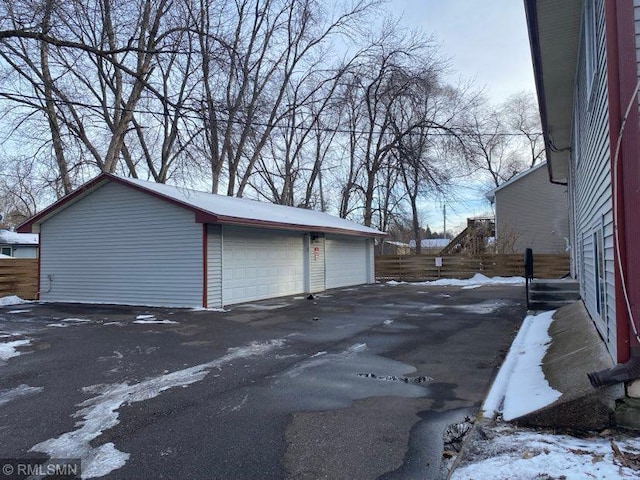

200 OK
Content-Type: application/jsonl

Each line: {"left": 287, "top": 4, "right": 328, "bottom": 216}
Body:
{"left": 30, "top": 339, "right": 285, "bottom": 479}
{"left": 0, "top": 384, "right": 43, "bottom": 407}
{"left": 0, "top": 339, "right": 31, "bottom": 361}
{"left": 133, "top": 319, "right": 178, "bottom": 325}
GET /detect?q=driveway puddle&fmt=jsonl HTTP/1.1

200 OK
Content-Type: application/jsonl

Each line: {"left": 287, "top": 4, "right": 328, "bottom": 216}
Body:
{"left": 270, "top": 343, "right": 431, "bottom": 411}
{"left": 356, "top": 373, "right": 432, "bottom": 384}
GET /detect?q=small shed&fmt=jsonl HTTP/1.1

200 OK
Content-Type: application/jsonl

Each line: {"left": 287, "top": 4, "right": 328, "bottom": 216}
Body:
{"left": 486, "top": 163, "right": 569, "bottom": 254}
{"left": 18, "top": 174, "right": 384, "bottom": 308}
{"left": 0, "top": 229, "right": 39, "bottom": 258}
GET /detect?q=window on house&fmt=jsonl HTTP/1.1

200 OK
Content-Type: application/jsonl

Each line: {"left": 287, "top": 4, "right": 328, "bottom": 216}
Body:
{"left": 583, "top": 0, "right": 597, "bottom": 103}
{"left": 1, "top": 247, "right": 12, "bottom": 256}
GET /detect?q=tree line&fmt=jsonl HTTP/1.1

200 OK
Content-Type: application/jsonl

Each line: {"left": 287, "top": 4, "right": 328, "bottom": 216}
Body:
{"left": 0, "top": 0, "right": 544, "bottom": 252}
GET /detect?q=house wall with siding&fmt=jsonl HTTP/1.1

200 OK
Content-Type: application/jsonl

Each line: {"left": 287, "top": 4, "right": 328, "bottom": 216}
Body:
{"left": 494, "top": 165, "right": 569, "bottom": 254}
{"left": 308, "top": 234, "right": 326, "bottom": 293}
{"left": 571, "top": 0, "right": 617, "bottom": 359}
{"left": 207, "top": 224, "right": 223, "bottom": 308}
{"left": 39, "top": 181, "right": 203, "bottom": 307}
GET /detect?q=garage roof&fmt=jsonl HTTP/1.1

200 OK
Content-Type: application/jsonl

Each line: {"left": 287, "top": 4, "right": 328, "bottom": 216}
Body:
{"left": 0, "top": 229, "right": 39, "bottom": 245}
{"left": 18, "top": 173, "right": 385, "bottom": 237}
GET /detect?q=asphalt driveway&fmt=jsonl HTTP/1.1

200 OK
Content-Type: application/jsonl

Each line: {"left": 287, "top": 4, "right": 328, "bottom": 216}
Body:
{"left": 0, "top": 283, "right": 526, "bottom": 479}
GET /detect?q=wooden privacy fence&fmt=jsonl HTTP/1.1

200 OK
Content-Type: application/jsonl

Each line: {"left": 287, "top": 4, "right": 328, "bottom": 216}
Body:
{"left": 375, "top": 254, "right": 570, "bottom": 281}
{"left": 0, "top": 259, "right": 38, "bottom": 300}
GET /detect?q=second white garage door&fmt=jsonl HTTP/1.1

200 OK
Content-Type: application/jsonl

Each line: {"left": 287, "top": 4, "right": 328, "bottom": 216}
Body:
{"left": 223, "top": 226, "right": 305, "bottom": 305}
{"left": 325, "top": 235, "right": 370, "bottom": 289}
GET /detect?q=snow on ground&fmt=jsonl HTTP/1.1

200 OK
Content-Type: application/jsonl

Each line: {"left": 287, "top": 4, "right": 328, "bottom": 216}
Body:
{"left": 0, "top": 295, "right": 30, "bottom": 306}
{"left": 482, "top": 310, "right": 561, "bottom": 421}
{"left": 0, "top": 384, "right": 43, "bottom": 407}
{"left": 0, "top": 339, "right": 31, "bottom": 361}
{"left": 384, "top": 274, "right": 525, "bottom": 288}
{"left": 133, "top": 319, "right": 179, "bottom": 325}
{"left": 30, "top": 339, "right": 285, "bottom": 479}
{"left": 452, "top": 424, "right": 640, "bottom": 480}
{"left": 135, "top": 314, "right": 156, "bottom": 320}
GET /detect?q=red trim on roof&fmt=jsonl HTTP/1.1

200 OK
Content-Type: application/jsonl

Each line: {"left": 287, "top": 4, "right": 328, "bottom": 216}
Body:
{"left": 212, "top": 215, "right": 385, "bottom": 238}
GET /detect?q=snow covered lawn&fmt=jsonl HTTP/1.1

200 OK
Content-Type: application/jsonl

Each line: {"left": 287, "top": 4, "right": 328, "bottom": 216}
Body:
{"left": 452, "top": 424, "right": 640, "bottom": 479}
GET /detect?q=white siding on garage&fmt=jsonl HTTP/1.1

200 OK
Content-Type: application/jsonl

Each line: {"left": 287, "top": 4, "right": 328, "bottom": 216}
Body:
{"left": 39, "top": 181, "right": 203, "bottom": 307}
{"left": 222, "top": 226, "right": 304, "bottom": 305}
{"left": 571, "top": 0, "right": 616, "bottom": 359}
{"left": 308, "top": 234, "right": 325, "bottom": 293}
{"left": 325, "top": 235, "right": 369, "bottom": 289}
{"left": 207, "top": 224, "right": 223, "bottom": 308}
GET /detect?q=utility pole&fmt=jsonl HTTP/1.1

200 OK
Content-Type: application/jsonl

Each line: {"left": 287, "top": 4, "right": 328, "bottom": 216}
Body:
{"left": 443, "top": 204, "right": 447, "bottom": 238}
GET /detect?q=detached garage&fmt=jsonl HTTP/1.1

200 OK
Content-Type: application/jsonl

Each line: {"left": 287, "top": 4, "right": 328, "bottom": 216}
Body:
{"left": 18, "top": 174, "right": 384, "bottom": 308}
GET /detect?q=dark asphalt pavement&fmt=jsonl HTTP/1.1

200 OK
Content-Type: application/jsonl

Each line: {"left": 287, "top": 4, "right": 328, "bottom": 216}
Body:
{"left": 0, "top": 283, "right": 526, "bottom": 479}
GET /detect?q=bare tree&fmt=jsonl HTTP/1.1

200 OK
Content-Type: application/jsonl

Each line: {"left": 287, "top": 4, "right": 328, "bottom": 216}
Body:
{"left": 502, "top": 90, "right": 545, "bottom": 168}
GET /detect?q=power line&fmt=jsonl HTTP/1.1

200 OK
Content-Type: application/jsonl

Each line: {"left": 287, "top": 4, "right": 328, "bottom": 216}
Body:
{"left": 0, "top": 90, "right": 543, "bottom": 138}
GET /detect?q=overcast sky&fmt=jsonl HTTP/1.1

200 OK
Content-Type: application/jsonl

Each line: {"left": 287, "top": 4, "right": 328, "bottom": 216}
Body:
{"left": 384, "top": 0, "right": 537, "bottom": 232}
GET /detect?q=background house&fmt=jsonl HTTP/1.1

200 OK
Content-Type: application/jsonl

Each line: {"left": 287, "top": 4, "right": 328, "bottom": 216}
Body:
{"left": 408, "top": 238, "right": 450, "bottom": 254}
{"left": 18, "top": 174, "right": 384, "bottom": 308}
{"left": 525, "top": 0, "right": 640, "bottom": 371}
{"left": 380, "top": 240, "right": 412, "bottom": 255}
{"left": 0, "top": 229, "right": 39, "bottom": 258}
{"left": 486, "top": 162, "right": 569, "bottom": 254}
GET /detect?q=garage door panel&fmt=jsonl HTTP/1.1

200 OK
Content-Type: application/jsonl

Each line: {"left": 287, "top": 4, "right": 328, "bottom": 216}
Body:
{"left": 325, "top": 236, "right": 369, "bottom": 289}
{"left": 223, "top": 227, "right": 304, "bottom": 305}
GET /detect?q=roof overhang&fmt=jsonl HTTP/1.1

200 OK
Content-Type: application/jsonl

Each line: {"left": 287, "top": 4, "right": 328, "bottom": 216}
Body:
{"left": 525, "top": 0, "right": 582, "bottom": 184}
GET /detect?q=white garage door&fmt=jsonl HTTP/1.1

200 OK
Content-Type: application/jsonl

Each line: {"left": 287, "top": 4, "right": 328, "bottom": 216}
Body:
{"left": 325, "top": 235, "right": 369, "bottom": 289}
{"left": 223, "top": 226, "right": 304, "bottom": 305}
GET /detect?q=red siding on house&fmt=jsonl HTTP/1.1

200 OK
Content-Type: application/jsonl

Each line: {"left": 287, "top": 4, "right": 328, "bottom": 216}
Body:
{"left": 605, "top": 0, "right": 640, "bottom": 361}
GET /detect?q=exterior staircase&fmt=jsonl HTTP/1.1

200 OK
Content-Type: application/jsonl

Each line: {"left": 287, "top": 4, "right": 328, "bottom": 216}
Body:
{"left": 528, "top": 279, "right": 580, "bottom": 311}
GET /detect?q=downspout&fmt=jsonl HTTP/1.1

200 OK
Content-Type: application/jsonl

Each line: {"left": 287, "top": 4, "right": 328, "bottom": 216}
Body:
{"left": 588, "top": 0, "right": 640, "bottom": 387}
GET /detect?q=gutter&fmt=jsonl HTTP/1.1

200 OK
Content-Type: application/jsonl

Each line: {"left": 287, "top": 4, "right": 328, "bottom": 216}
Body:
{"left": 524, "top": 0, "right": 569, "bottom": 187}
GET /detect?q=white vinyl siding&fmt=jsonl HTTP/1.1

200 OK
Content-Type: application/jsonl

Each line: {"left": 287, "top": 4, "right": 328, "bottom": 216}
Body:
{"left": 572, "top": 0, "right": 616, "bottom": 359}
{"left": 39, "top": 181, "right": 203, "bottom": 307}
{"left": 308, "top": 234, "right": 325, "bottom": 293}
{"left": 222, "top": 226, "right": 304, "bottom": 305}
{"left": 207, "top": 224, "right": 223, "bottom": 308}
{"left": 325, "top": 235, "right": 369, "bottom": 289}
{"left": 494, "top": 165, "right": 569, "bottom": 254}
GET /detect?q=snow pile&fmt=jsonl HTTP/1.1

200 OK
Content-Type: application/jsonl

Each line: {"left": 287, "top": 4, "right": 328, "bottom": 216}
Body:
{"left": 0, "top": 339, "right": 31, "bottom": 361}
{"left": 483, "top": 310, "right": 561, "bottom": 421}
{"left": 30, "top": 339, "right": 285, "bottom": 478}
{"left": 452, "top": 426, "right": 640, "bottom": 479}
{"left": 422, "top": 273, "right": 525, "bottom": 287}
{"left": 0, "top": 295, "right": 29, "bottom": 306}
{"left": 384, "top": 274, "right": 525, "bottom": 288}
